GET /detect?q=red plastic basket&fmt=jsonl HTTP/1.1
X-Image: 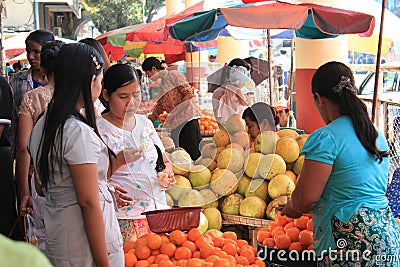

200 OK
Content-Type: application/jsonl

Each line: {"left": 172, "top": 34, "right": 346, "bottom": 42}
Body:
{"left": 142, "top": 207, "right": 202, "bottom": 233}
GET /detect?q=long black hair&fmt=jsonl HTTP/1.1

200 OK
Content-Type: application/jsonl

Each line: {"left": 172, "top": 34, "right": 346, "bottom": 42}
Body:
{"left": 312, "top": 61, "right": 388, "bottom": 162}
{"left": 37, "top": 43, "right": 105, "bottom": 187}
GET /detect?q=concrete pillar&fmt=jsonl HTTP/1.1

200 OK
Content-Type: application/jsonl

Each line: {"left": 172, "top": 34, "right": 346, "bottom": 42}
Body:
{"left": 295, "top": 36, "right": 348, "bottom": 133}
{"left": 185, "top": 49, "right": 209, "bottom": 88}
{"left": 217, "top": 36, "right": 249, "bottom": 64}
{"left": 166, "top": 0, "right": 180, "bottom": 15}
{"left": 185, "top": 0, "right": 202, "bottom": 8}
{"left": 294, "top": 0, "right": 349, "bottom": 133}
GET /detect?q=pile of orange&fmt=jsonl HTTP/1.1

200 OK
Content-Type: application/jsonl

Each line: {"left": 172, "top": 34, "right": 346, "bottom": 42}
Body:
{"left": 124, "top": 228, "right": 266, "bottom": 267}
{"left": 198, "top": 117, "right": 219, "bottom": 131}
{"left": 257, "top": 213, "right": 313, "bottom": 252}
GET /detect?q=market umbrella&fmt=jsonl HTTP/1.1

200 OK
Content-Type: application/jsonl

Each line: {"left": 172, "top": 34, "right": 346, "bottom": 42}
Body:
{"left": 95, "top": 1, "right": 218, "bottom": 62}
{"left": 169, "top": 0, "right": 374, "bottom": 102}
{"left": 169, "top": 1, "right": 374, "bottom": 42}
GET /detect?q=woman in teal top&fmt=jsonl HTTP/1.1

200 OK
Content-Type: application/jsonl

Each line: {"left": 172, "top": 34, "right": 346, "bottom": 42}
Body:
{"left": 282, "top": 61, "right": 400, "bottom": 266}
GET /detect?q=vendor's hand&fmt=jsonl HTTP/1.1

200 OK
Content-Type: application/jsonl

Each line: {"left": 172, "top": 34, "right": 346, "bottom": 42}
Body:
{"left": 158, "top": 171, "right": 176, "bottom": 189}
{"left": 281, "top": 199, "right": 303, "bottom": 219}
{"left": 17, "top": 193, "right": 33, "bottom": 216}
{"left": 109, "top": 183, "right": 132, "bottom": 208}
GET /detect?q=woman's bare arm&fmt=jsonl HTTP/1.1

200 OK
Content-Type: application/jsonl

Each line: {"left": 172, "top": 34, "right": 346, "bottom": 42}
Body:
{"left": 282, "top": 159, "right": 332, "bottom": 218}
{"left": 70, "top": 163, "right": 110, "bottom": 267}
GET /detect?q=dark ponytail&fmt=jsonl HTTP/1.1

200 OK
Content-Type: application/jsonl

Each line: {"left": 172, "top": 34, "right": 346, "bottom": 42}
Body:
{"left": 312, "top": 61, "right": 388, "bottom": 162}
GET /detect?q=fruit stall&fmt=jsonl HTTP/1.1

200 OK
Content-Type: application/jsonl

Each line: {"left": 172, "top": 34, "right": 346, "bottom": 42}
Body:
{"left": 150, "top": 112, "right": 311, "bottom": 267}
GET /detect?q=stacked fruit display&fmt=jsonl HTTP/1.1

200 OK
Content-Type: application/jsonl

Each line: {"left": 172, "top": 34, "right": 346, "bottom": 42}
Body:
{"left": 166, "top": 114, "right": 309, "bottom": 224}
{"left": 123, "top": 229, "right": 266, "bottom": 267}
{"left": 256, "top": 213, "right": 313, "bottom": 251}
{"left": 198, "top": 110, "right": 219, "bottom": 136}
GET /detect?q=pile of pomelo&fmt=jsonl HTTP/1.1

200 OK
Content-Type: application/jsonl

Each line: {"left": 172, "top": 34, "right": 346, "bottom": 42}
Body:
{"left": 124, "top": 228, "right": 266, "bottom": 267}
{"left": 166, "top": 113, "right": 310, "bottom": 222}
{"left": 256, "top": 213, "right": 313, "bottom": 251}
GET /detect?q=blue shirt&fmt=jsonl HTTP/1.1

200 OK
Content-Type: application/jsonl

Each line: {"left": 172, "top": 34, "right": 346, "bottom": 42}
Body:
{"left": 301, "top": 116, "right": 389, "bottom": 254}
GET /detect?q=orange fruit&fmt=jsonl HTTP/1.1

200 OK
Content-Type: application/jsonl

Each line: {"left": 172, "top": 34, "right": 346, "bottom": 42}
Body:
{"left": 187, "top": 228, "right": 203, "bottom": 242}
{"left": 285, "top": 227, "right": 300, "bottom": 242}
{"left": 256, "top": 228, "right": 271, "bottom": 243}
{"left": 262, "top": 238, "right": 275, "bottom": 247}
{"left": 307, "top": 244, "right": 314, "bottom": 251}
{"left": 205, "top": 230, "right": 217, "bottom": 240}
{"left": 135, "top": 245, "right": 151, "bottom": 260}
{"left": 294, "top": 216, "right": 309, "bottom": 230}
{"left": 222, "top": 254, "right": 236, "bottom": 265}
{"left": 307, "top": 219, "right": 313, "bottom": 231}
{"left": 200, "top": 244, "right": 214, "bottom": 259}
{"left": 268, "top": 221, "right": 279, "bottom": 231}
{"left": 285, "top": 216, "right": 294, "bottom": 223}
{"left": 239, "top": 248, "right": 256, "bottom": 264}
{"left": 222, "top": 238, "right": 236, "bottom": 247}
{"left": 195, "top": 236, "right": 213, "bottom": 250}
{"left": 147, "top": 234, "right": 162, "bottom": 250}
{"left": 124, "top": 252, "right": 137, "bottom": 267}
{"left": 288, "top": 241, "right": 304, "bottom": 252}
{"left": 151, "top": 249, "right": 160, "bottom": 256}
{"left": 175, "top": 246, "right": 192, "bottom": 260}
{"left": 200, "top": 125, "right": 205, "bottom": 131}
{"left": 182, "top": 240, "right": 197, "bottom": 253}
{"left": 134, "top": 237, "right": 148, "bottom": 249}
{"left": 275, "top": 214, "right": 288, "bottom": 227}
{"left": 160, "top": 242, "right": 177, "bottom": 258}
{"left": 176, "top": 259, "right": 188, "bottom": 267}
{"left": 202, "top": 262, "right": 213, "bottom": 267}
{"left": 284, "top": 222, "right": 295, "bottom": 231}
{"left": 155, "top": 254, "right": 170, "bottom": 264}
{"left": 298, "top": 230, "right": 313, "bottom": 246}
{"left": 123, "top": 240, "right": 135, "bottom": 253}
{"left": 254, "top": 259, "right": 267, "bottom": 267}
{"left": 213, "top": 237, "right": 224, "bottom": 248}
{"left": 271, "top": 226, "right": 284, "bottom": 236}
{"left": 222, "top": 243, "right": 237, "bottom": 256}
{"left": 186, "top": 258, "right": 203, "bottom": 267}
{"left": 205, "top": 255, "right": 219, "bottom": 263}
{"left": 215, "top": 250, "right": 228, "bottom": 258}
{"left": 135, "top": 260, "right": 150, "bottom": 267}
{"left": 236, "top": 255, "right": 250, "bottom": 266}
{"left": 213, "top": 258, "right": 230, "bottom": 267}
{"left": 160, "top": 234, "right": 170, "bottom": 244}
{"left": 192, "top": 251, "right": 201, "bottom": 258}
{"left": 158, "top": 258, "right": 174, "bottom": 267}
{"left": 273, "top": 230, "right": 285, "bottom": 238}
{"left": 275, "top": 234, "right": 291, "bottom": 249}
{"left": 222, "top": 231, "right": 237, "bottom": 240}
{"left": 236, "top": 239, "right": 249, "bottom": 248}
{"left": 169, "top": 230, "right": 187, "bottom": 245}
{"left": 147, "top": 255, "right": 155, "bottom": 264}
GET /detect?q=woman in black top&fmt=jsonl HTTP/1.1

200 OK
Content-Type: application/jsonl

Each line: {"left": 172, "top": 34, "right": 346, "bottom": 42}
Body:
{"left": 0, "top": 75, "right": 17, "bottom": 238}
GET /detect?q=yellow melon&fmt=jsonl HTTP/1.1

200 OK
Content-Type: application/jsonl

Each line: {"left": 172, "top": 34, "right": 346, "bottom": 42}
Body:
{"left": 257, "top": 154, "right": 287, "bottom": 180}
{"left": 267, "top": 174, "right": 296, "bottom": 199}
{"left": 212, "top": 131, "right": 230, "bottom": 147}
{"left": 210, "top": 169, "right": 239, "bottom": 196}
{"left": 275, "top": 136, "right": 300, "bottom": 163}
